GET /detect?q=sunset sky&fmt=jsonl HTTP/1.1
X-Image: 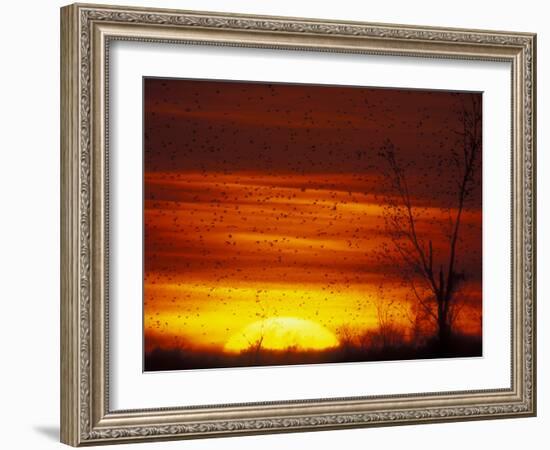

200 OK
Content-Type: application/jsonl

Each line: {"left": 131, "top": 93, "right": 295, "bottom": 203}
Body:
{"left": 143, "top": 78, "right": 482, "bottom": 358}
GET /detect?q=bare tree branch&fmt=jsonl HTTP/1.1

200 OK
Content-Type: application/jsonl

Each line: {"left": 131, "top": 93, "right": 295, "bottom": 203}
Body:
{"left": 376, "top": 95, "right": 481, "bottom": 347}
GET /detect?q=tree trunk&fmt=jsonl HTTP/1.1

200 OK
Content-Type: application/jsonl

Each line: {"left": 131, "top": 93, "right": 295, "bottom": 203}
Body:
{"left": 437, "top": 308, "right": 450, "bottom": 352}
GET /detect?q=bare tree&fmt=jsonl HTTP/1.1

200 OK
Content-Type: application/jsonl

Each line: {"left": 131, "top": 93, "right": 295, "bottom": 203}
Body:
{"left": 336, "top": 324, "right": 356, "bottom": 353}
{"left": 241, "top": 289, "right": 270, "bottom": 362}
{"left": 372, "top": 290, "right": 403, "bottom": 348}
{"left": 377, "top": 95, "right": 481, "bottom": 349}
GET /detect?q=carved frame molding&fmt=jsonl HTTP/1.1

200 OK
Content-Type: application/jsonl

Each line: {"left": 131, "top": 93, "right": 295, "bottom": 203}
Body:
{"left": 61, "top": 3, "right": 536, "bottom": 446}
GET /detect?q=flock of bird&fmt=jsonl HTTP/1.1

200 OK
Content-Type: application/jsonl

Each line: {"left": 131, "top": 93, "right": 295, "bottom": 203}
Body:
{"left": 142, "top": 78, "right": 483, "bottom": 353}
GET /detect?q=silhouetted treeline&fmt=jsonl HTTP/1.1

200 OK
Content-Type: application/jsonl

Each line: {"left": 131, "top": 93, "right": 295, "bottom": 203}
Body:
{"left": 144, "top": 332, "right": 481, "bottom": 371}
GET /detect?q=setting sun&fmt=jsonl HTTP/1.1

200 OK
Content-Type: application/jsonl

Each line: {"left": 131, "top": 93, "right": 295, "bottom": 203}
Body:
{"left": 225, "top": 317, "right": 339, "bottom": 353}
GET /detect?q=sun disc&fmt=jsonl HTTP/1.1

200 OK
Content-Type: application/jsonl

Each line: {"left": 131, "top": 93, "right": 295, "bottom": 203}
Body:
{"left": 224, "top": 317, "right": 339, "bottom": 352}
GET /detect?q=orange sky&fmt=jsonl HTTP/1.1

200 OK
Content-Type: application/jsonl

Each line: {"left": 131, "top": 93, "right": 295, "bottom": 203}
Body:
{"left": 144, "top": 171, "right": 482, "bottom": 351}
{"left": 143, "top": 78, "right": 482, "bottom": 355}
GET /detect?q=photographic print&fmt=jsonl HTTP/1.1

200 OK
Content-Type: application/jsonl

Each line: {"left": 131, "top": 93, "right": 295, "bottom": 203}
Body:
{"left": 143, "top": 78, "right": 482, "bottom": 371}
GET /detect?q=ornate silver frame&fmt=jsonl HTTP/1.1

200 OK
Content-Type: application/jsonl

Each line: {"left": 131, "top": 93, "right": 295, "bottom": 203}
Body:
{"left": 60, "top": 3, "right": 536, "bottom": 446}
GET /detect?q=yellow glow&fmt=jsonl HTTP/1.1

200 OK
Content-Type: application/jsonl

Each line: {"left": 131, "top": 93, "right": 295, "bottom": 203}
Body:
{"left": 224, "top": 317, "right": 339, "bottom": 352}
{"left": 144, "top": 171, "right": 482, "bottom": 353}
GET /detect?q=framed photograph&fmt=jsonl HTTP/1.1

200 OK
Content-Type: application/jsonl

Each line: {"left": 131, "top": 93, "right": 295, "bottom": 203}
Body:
{"left": 60, "top": 3, "right": 536, "bottom": 446}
